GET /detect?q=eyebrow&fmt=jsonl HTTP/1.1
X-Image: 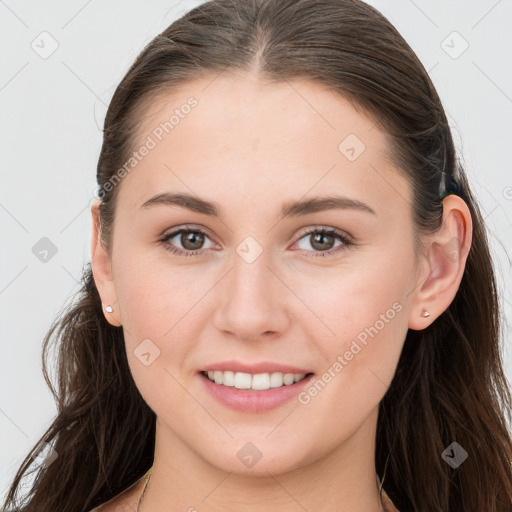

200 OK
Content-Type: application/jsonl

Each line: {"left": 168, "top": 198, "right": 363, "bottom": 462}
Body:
{"left": 140, "top": 192, "right": 377, "bottom": 218}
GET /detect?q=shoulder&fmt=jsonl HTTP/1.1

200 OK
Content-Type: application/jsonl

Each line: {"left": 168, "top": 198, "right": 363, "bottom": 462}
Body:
{"left": 381, "top": 487, "right": 400, "bottom": 512}
{"left": 87, "top": 497, "right": 132, "bottom": 512}
{"left": 87, "top": 504, "right": 110, "bottom": 512}
{"left": 87, "top": 476, "right": 145, "bottom": 512}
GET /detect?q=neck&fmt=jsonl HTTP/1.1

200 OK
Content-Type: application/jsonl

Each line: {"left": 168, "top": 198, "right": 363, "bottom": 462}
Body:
{"left": 140, "top": 408, "right": 385, "bottom": 512}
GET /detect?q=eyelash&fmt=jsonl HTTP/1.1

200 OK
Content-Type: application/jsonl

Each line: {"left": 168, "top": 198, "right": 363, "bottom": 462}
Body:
{"left": 158, "top": 226, "right": 354, "bottom": 258}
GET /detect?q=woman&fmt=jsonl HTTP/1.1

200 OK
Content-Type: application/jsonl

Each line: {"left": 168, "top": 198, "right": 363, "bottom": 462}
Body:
{"left": 2, "top": 0, "right": 512, "bottom": 511}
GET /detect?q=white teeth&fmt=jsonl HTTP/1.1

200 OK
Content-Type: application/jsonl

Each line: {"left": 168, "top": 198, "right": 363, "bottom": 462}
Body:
{"left": 204, "top": 371, "right": 308, "bottom": 390}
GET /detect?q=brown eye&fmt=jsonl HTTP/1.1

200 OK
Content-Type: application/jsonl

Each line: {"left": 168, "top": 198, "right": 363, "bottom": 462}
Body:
{"left": 309, "top": 231, "right": 336, "bottom": 251}
{"left": 179, "top": 230, "right": 205, "bottom": 251}
{"left": 294, "top": 228, "right": 353, "bottom": 257}
{"left": 160, "top": 227, "right": 215, "bottom": 256}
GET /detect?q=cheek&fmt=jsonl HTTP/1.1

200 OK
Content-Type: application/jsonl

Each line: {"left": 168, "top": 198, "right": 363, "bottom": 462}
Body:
{"left": 293, "top": 269, "right": 408, "bottom": 446}
{"left": 114, "top": 251, "right": 203, "bottom": 335}
{"left": 113, "top": 255, "right": 210, "bottom": 393}
{"left": 293, "top": 253, "right": 411, "bottom": 390}
{"left": 117, "top": 264, "right": 196, "bottom": 414}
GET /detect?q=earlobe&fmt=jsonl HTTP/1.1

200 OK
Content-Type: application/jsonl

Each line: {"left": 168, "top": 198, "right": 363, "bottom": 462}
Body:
{"left": 408, "top": 195, "right": 472, "bottom": 331}
{"left": 90, "top": 199, "right": 122, "bottom": 327}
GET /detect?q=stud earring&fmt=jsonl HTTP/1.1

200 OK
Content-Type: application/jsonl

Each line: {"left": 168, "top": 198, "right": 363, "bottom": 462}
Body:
{"left": 420, "top": 308, "right": 430, "bottom": 318}
{"left": 105, "top": 305, "right": 114, "bottom": 313}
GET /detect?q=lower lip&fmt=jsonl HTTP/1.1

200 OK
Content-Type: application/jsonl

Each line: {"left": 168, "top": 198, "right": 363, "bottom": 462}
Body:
{"left": 198, "top": 372, "right": 315, "bottom": 413}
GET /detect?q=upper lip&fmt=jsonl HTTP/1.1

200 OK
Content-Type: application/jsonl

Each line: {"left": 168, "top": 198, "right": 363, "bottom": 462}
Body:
{"left": 200, "top": 360, "right": 314, "bottom": 375}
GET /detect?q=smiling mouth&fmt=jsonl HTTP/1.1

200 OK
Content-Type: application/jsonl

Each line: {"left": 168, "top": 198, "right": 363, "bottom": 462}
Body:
{"left": 200, "top": 370, "right": 315, "bottom": 391}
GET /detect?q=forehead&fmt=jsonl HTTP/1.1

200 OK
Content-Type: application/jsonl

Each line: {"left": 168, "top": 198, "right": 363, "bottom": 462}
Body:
{"left": 136, "top": 71, "right": 380, "bottom": 153}
{"left": 116, "top": 71, "right": 410, "bottom": 217}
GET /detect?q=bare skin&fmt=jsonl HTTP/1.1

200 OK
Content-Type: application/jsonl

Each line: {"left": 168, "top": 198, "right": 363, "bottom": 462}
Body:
{"left": 90, "top": 71, "right": 472, "bottom": 511}
{"left": 90, "top": 476, "right": 146, "bottom": 511}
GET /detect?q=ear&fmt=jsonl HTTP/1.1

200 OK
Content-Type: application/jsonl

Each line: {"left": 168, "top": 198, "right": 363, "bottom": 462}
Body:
{"left": 90, "top": 198, "right": 122, "bottom": 327}
{"left": 408, "top": 194, "right": 473, "bottom": 330}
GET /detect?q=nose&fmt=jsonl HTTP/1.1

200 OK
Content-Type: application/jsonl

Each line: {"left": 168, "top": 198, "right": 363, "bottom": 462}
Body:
{"left": 211, "top": 246, "right": 290, "bottom": 342}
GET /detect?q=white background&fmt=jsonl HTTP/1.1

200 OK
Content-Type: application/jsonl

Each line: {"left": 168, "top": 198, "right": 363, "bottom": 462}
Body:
{"left": 1, "top": 0, "right": 511, "bottom": 499}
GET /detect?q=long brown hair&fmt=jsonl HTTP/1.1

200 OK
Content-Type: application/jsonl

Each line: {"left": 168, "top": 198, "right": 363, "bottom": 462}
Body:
{"left": 3, "top": 1, "right": 511, "bottom": 510}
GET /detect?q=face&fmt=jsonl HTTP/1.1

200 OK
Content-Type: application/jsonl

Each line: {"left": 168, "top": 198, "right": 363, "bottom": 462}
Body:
{"left": 94, "top": 72, "right": 423, "bottom": 476}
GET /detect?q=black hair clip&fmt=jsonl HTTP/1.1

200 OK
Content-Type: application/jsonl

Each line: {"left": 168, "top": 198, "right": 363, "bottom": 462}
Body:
{"left": 440, "top": 173, "right": 460, "bottom": 198}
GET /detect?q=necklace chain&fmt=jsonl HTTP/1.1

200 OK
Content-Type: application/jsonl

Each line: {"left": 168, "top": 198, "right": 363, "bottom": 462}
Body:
{"left": 136, "top": 468, "right": 152, "bottom": 512}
